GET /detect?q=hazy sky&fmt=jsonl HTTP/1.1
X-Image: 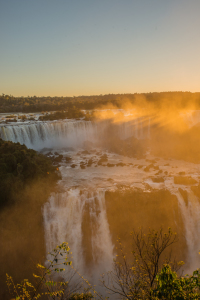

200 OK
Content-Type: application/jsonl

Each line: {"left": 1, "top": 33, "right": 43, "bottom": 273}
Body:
{"left": 1, "top": 0, "right": 200, "bottom": 96}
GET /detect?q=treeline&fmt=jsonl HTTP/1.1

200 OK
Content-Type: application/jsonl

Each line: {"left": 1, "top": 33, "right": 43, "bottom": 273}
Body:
{"left": 1, "top": 92, "right": 200, "bottom": 113}
{"left": 38, "top": 109, "right": 85, "bottom": 121}
{"left": 0, "top": 139, "right": 61, "bottom": 208}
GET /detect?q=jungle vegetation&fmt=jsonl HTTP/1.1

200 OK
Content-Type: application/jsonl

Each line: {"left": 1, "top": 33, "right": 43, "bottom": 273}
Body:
{"left": 1, "top": 92, "right": 200, "bottom": 113}
{"left": 0, "top": 138, "right": 61, "bottom": 208}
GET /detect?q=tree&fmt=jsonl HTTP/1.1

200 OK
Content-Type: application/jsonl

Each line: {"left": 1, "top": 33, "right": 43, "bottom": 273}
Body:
{"left": 6, "top": 243, "right": 93, "bottom": 300}
{"left": 154, "top": 264, "right": 200, "bottom": 299}
{"left": 102, "top": 228, "right": 183, "bottom": 300}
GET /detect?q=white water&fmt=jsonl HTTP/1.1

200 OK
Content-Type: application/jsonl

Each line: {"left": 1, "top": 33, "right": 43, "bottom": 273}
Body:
{"left": 175, "top": 190, "right": 200, "bottom": 272}
{"left": 43, "top": 188, "right": 114, "bottom": 281}
{"left": 0, "top": 121, "right": 100, "bottom": 150}
{"left": 0, "top": 117, "right": 150, "bottom": 150}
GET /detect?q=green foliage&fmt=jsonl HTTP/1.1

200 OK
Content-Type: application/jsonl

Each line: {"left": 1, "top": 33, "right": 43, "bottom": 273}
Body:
{"left": 154, "top": 264, "right": 200, "bottom": 299}
{"left": 6, "top": 242, "right": 94, "bottom": 300}
{"left": 0, "top": 139, "right": 61, "bottom": 207}
{"left": 38, "top": 109, "right": 85, "bottom": 121}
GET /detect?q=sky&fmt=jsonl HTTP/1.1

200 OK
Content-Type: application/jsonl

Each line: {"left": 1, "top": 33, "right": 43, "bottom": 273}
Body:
{"left": 1, "top": 0, "right": 200, "bottom": 97}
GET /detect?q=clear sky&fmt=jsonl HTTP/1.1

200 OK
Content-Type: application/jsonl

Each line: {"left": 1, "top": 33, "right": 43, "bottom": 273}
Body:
{"left": 1, "top": 0, "right": 200, "bottom": 96}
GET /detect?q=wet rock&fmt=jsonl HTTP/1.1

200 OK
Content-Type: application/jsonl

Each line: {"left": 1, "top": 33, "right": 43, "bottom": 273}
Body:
{"left": 47, "top": 151, "right": 53, "bottom": 156}
{"left": 144, "top": 166, "right": 150, "bottom": 172}
{"left": 71, "top": 164, "right": 77, "bottom": 168}
{"left": 87, "top": 159, "right": 93, "bottom": 166}
{"left": 80, "top": 161, "right": 86, "bottom": 169}
{"left": 98, "top": 155, "right": 108, "bottom": 165}
{"left": 101, "top": 154, "right": 108, "bottom": 160}
{"left": 107, "top": 178, "right": 114, "bottom": 181}
{"left": 116, "top": 162, "right": 126, "bottom": 167}
{"left": 65, "top": 156, "right": 72, "bottom": 163}
{"left": 152, "top": 177, "right": 164, "bottom": 183}
{"left": 155, "top": 170, "right": 163, "bottom": 175}
{"left": 174, "top": 176, "right": 197, "bottom": 185}
{"left": 107, "top": 163, "right": 115, "bottom": 167}
{"left": 53, "top": 155, "right": 63, "bottom": 162}
{"left": 179, "top": 171, "right": 186, "bottom": 175}
{"left": 82, "top": 150, "right": 90, "bottom": 155}
{"left": 153, "top": 165, "right": 160, "bottom": 170}
{"left": 144, "top": 164, "right": 156, "bottom": 172}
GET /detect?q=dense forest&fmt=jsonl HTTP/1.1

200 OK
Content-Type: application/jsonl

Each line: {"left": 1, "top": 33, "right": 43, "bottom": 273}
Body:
{"left": 1, "top": 92, "right": 200, "bottom": 113}
{"left": 0, "top": 139, "right": 61, "bottom": 208}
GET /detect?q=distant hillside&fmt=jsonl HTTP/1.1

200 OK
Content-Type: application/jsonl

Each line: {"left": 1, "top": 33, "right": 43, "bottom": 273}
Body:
{"left": 1, "top": 92, "right": 200, "bottom": 113}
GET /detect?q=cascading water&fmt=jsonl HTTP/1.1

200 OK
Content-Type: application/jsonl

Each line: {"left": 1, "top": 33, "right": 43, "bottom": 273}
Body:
{"left": 0, "top": 121, "right": 101, "bottom": 150}
{"left": 43, "top": 188, "right": 114, "bottom": 280}
{"left": 175, "top": 190, "right": 200, "bottom": 272}
{"left": 117, "top": 117, "right": 150, "bottom": 140}
{"left": 0, "top": 117, "right": 150, "bottom": 150}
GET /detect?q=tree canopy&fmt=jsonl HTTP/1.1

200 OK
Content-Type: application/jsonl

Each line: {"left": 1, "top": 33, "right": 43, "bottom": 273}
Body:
{"left": 0, "top": 139, "right": 61, "bottom": 207}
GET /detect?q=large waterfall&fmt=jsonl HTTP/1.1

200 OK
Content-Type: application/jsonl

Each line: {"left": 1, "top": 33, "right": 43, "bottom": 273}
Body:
{"left": 0, "top": 117, "right": 150, "bottom": 150}
{"left": 0, "top": 121, "right": 100, "bottom": 150}
{"left": 43, "top": 188, "right": 114, "bottom": 280}
{"left": 175, "top": 190, "right": 200, "bottom": 272}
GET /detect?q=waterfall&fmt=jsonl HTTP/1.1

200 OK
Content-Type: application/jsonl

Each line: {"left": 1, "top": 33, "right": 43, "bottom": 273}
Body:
{"left": 0, "top": 117, "right": 151, "bottom": 150}
{"left": 175, "top": 190, "right": 200, "bottom": 272}
{"left": 0, "top": 121, "right": 100, "bottom": 150}
{"left": 115, "top": 117, "right": 151, "bottom": 140}
{"left": 43, "top": 188, "right": 114, "bottom": 279}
